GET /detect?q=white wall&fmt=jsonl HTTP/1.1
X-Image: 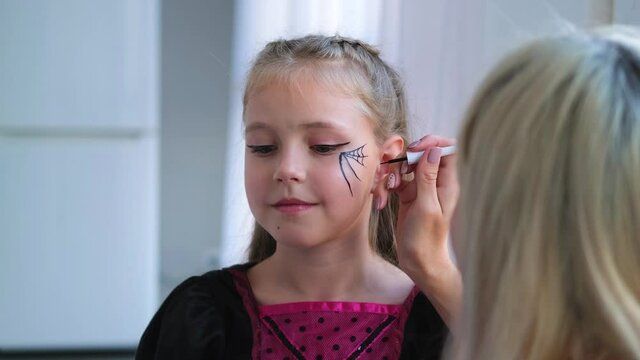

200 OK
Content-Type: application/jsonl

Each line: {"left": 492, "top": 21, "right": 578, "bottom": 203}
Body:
{"left": 158, "top": 0, "right": 235, "bottom": 296}
{"left": 396, "top": 0, "right": 638, "bottom": 140}
{"left": 615, "top": 0, "right": 640, "bottom": 26}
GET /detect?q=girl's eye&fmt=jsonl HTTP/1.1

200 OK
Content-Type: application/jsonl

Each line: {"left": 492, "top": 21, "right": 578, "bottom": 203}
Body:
{"left": 247, "top": 145, "right": 276, "bottom": 155}
{"left": 311, "top": 142, "right": 350, "bottom": 154}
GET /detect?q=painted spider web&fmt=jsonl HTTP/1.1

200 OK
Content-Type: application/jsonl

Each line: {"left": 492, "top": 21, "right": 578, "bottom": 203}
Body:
{"left": 339, "top": 144, "right": 367, "bottom": 196}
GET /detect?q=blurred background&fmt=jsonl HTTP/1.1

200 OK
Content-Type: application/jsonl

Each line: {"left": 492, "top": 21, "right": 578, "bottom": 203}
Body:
{"left": 0, "top": 0, "right": 637, "bottom": 358}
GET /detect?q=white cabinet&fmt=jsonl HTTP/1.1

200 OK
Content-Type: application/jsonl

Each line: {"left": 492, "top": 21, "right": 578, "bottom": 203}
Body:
{"left": 0, "top": 0, "right": 158, "bottom": 349}
{"left": 0, "top": 138, "right": 158, "bottom": 348}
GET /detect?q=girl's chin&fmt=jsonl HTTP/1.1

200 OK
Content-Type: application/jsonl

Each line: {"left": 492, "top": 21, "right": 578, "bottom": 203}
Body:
{"left": 270, "top": 234, "right": 328, "bottom": 250}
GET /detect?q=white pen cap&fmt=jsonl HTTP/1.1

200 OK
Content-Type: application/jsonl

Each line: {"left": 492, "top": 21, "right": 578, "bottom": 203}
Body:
{"left": 405, "top": 145, "right": 456, "bottom": 165}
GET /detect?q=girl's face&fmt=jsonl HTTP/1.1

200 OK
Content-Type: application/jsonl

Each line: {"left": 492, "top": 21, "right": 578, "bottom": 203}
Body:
{"left": 244, "top": 78, "right": 382, "bottom": 250}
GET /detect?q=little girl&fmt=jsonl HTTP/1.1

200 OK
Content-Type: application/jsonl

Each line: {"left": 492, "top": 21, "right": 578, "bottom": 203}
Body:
{"left": 136, "top": 34, "right": 451, "bottom": 360}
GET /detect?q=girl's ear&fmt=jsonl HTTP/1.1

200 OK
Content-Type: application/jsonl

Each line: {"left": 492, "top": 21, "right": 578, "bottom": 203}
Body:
{"left": 372, "top": 135, "right": 404, "bottom": 209}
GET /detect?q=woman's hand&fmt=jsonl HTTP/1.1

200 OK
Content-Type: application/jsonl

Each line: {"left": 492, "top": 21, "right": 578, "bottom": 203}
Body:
{"left": 387, "top": 134, "right": 462, "bottom": 328}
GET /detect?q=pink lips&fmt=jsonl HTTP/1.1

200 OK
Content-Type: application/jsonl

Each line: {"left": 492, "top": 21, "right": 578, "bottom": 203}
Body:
{"left": 273, "top": 198, "right": 316, "bottom": 214}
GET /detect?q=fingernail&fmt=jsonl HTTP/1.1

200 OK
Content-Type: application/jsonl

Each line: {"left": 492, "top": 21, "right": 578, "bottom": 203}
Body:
{"left": 386, "top": 173, "right": 396, "bottom": 189}
{"left": 400, "top": 161, "right": 408, "bottom": 174}
{"left": 408, "top": 139, "right": 420, "bottom": 148}
{"left": 427, "top": 147, "right": 442, "bottom": 164}
{"left": 376, "top": 197, "right": 385, "bottom": 210}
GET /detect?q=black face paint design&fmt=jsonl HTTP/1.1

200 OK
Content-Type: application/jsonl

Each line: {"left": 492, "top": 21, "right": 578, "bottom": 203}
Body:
{"left": 339, "top": 144, "right": 367, "bottom": 196}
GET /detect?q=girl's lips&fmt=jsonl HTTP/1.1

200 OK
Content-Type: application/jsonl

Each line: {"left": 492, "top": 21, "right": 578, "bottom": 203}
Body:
{"left": 273, "top": 199, "right": 316, "bottom": 214}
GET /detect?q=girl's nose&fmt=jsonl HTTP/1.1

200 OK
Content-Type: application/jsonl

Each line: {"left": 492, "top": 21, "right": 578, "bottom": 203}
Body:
{"left": 273, "top": 149, "right": 306, "bottom": 183}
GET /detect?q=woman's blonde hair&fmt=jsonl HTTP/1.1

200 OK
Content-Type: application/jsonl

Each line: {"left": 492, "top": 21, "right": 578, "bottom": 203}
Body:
{"left": 454, "top": 26, "right": 640, "bottom": 359}
{"left": 243, "top": 34, "right": 409, "bottom": 264}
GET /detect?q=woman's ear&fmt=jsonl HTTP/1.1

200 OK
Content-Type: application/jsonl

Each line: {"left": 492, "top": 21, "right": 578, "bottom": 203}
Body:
{"left": 372, "top": 135, "right": 404, "bottom": 209}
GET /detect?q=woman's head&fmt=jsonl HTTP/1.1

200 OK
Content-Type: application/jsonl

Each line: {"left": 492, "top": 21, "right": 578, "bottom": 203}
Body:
{"left": 243, "top": 34, "right": 409, "bottom": 264}
{"left": 454, "top": 26, "right": 640, "bottom": 359}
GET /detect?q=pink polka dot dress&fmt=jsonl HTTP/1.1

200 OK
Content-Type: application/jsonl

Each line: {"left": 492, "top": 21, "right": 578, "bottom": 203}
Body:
{"left": 231, "top": 266, "right": 443, "bottom": 359}
{"left": 136, "top": 263, "right": 447, "bottom": 359}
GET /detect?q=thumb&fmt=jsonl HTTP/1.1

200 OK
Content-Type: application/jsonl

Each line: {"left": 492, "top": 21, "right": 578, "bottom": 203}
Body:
{"left": 415, "top": 147, "right": 443, "bottom": 209}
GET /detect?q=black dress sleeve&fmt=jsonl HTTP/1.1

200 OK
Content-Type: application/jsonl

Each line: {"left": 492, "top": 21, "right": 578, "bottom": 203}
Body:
{"left": 135, "top": 267, "right": 253, "bottom": 360}
{"left": 399, "top": 292, "right": 449, "bottom": 360}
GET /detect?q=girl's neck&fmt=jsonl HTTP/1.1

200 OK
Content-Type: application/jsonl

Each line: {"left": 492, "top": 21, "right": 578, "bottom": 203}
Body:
{"left": 246, "top": 241, "right": 413, "bottom": 305}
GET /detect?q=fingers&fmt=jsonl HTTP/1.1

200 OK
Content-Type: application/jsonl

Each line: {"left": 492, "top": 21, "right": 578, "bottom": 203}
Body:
{"left": 396, "top": 173, "right": 417, "bottom": 204}
{"left": 414, "top": 147, "right": 444, "bottom": 212}
{"left": 398, "top": 134, "right": 456, "bottom": 176}
{"left": 408, "top": 134, "right": 456, "bottom": 153}
{"left": 388, "top": 134, "right": 459, "bottom": 217}
{"left": 414, "top": 145, "right": 459, "bottom": 221}
{"left": 384, "top": 134, "right": 459, "bottom": 214}
{"left": 384, "top": 162, "right": 414, "bottom": 204}
{"left": 382, "top": 161, "right": 402, "bottom": 190}
{"left": 436, "top": 153, "right": 459, "bottom": 219}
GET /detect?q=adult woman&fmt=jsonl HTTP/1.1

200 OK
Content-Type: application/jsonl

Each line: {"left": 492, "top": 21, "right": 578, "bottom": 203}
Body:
{"left": 395, "top": 27, "right": 640, "bottom": 359}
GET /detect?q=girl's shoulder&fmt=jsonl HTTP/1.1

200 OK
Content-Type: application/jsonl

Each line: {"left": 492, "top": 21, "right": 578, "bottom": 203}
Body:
{"left": 135, "top": 263, "right": 255, "bottom": 360}
{"left": 162, "top": 263, "right": 253, "bottom": 304}
{"left": 162, "top": 262, "right": 255, "bottom": 314}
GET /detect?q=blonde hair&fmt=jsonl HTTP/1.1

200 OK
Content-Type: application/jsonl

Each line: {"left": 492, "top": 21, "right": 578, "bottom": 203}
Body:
{"left": 454, "top": 26, "right": 640, "bottom": 359}
{"left": 243, "top": 34, "right": 409, "bottom": 264}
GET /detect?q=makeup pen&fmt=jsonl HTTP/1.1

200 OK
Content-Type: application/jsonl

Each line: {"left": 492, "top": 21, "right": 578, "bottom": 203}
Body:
{"left": 380, "top": 145, "right": 456, "bottom": 165}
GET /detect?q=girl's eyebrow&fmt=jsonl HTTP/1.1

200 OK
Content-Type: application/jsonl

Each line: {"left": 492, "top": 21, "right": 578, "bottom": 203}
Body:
{"left": 245, "top": 120, "right": 350, "bottom": 133}
{"left": 245, "top": 122, "right": 271, "bottom": 133}
{"left": 299, "top": 121, "right": 348, "bottom": 131}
